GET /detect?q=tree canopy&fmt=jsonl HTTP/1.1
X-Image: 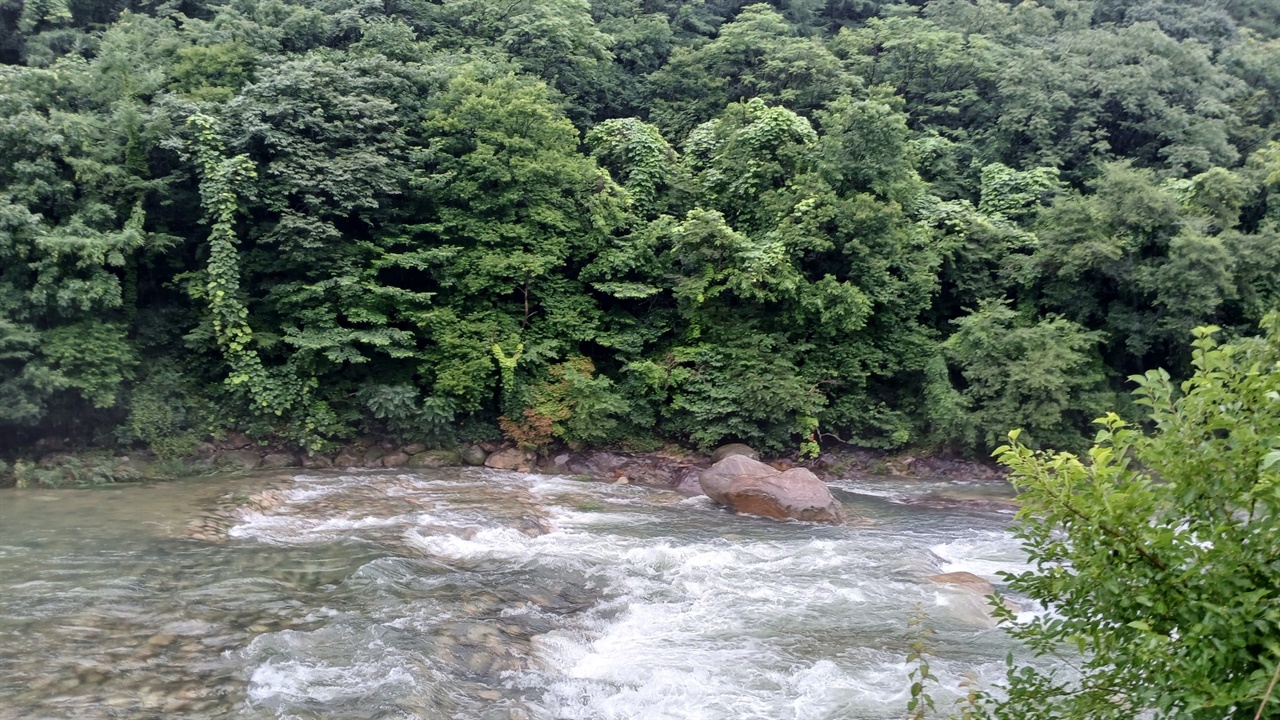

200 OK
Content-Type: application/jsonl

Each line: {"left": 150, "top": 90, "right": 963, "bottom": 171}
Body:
{"left": 1, "top": 0, "right": 1278, "bottom": 458}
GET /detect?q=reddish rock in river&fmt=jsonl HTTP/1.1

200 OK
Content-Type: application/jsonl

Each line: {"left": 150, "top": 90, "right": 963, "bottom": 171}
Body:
{"left": 699, "top": 455, "right": 846, "bottom": 524}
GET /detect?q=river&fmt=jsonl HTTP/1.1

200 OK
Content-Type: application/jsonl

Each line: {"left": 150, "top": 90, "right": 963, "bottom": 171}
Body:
{"left": 0, "top": 467, "right": 1034, "bottom": 719}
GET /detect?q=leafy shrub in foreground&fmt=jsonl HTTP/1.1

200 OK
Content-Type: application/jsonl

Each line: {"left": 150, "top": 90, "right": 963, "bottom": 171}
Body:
{"left": 974, "top": 318, "right": 1280, "bottom": 718}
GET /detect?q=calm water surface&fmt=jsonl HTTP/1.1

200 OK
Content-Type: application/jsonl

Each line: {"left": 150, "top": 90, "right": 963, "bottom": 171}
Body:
{"left": 0, "top": 468, "right": 1033, "bottom": 719}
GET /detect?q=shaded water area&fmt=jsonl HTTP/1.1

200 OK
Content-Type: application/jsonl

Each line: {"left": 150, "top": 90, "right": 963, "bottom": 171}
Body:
{"left": 0, "top": 468, "right": 1035, "bottom": 719}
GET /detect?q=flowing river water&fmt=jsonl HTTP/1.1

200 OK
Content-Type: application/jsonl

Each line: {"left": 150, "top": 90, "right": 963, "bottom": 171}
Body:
{"left": 0, "top": 467, "right": 1036, "bottom": 719}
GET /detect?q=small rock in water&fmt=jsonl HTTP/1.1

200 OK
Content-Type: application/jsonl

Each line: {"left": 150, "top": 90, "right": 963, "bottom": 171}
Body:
{"left": 219, "top": 450, "right": 262, "bottom": 471}
{"left": 261, "top": 452, "right": 300, "bottom": 469}
{"left": 27, "top": 675, "right": 55, "bottom": 691}
{"left": 462, "top": 622, "right": 501, "bottom": 644}
{"left": 466, "top": 651, "right": 493, "bottom": 674}
{"left": 485, "top": 448, "right": 529, "bottom": 471}
{"left": 381, "top": 451, "right": 411, "bottom": 468}
{"left": 462, "top": 445, "right": 488, "bottom": 466}
{"left": 928, "top": 571, "right": 995, "bottom": 594}
{"left": 334, "top": 448, "right": 361, "bottom": 467}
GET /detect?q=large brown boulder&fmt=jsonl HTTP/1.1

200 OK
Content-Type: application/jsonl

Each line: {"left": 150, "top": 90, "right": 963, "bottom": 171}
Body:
{"left": 333, "top": 447, "right": 361, "bottom": 467}
{"left": 699, "top": 455, "right": 845, "bottom": 524}
{"left": 927, "top": 571, "right": 1020, "bottom": 622}
{"left": 362, "top": 447, "right": 388, "bottom": 467}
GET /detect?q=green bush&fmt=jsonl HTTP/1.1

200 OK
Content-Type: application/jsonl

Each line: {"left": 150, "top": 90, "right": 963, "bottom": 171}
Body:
{"left": 502, "top": 357, "right": 628, "bottom": 450}
{"left": 975, "top": 318, "right": 1280, "bottom": 719}
{"left": 662, "top": 337, "right": 825, "bottom": 453}
{"left": 11, "top": 456, "right": 140, "bottom": 488}
{"left": 358, "top": 384, "right": 457, "bottom": 445}
{"left": 120, "top": 365, "right": 212, "bottom": 460}
{"left": 944, "top": 301, "right": 1113, "bottom": 452}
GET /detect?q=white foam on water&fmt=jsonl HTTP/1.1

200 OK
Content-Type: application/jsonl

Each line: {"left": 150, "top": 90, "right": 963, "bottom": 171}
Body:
{"left": 281, "top": 472, "right": 381, "bottom": 500}
{"left": 405, "top": 525, "right": 539, "bottom": 563}
{"left": 553, "top": 509, "right": 653, "bottom": 527}
{"left": 224, "top": 470, "right": 1037, "bottom": 719}
{"left": 463, "top": 521, "right": 1020, "bottom": 718}
{"left": 278, "top": 483, "right": 345, "bottom": 504}
{"left": 227, "top": 471, "right": 532, "bottom": 545}
{"left": 826, "top": 478, "right": 922, "bottom": 501}
{"left": 247, "top": 655, "right": 417, "bottom": 704}
{"left": 527, "top": 474, "right": 596, "bottom": 493}
{"left": 395, "top": 475, "right": 491, "bottom": 491}
{"left": 930, "top": 531, "right": 1031, "bottom": 579}
{"left": 228, "top": 510, "right": 415, "bottom": 544}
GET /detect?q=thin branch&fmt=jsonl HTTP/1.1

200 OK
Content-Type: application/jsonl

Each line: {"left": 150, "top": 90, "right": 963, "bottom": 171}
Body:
{"left": 1255, "top": 657, "right": 1280, "bottom": 720}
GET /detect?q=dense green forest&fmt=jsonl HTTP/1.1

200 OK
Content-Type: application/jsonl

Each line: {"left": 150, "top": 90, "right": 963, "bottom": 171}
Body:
{"left": 2, "top": 0, "right": 1279, "bottom": 460}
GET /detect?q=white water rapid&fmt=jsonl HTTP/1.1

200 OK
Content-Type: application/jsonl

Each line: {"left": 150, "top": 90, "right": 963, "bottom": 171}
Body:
{"left": 0, "top": 468, "right": 1039, "bottom": 719}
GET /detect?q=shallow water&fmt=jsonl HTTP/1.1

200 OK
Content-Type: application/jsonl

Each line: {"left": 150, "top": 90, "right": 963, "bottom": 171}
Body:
{"left": 0, "top": 468, "right": 1035, "bottom": 719}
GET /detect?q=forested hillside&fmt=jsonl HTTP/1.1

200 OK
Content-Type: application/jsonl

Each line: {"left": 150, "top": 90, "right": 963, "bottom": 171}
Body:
{"left": 2, "top": 0, "right": 1278, "bottom": 459}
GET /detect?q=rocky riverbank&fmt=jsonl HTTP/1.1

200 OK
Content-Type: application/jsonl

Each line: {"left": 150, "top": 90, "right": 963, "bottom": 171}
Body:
{"left": 1, "top": 433, "right": 1007, "bottom": 495}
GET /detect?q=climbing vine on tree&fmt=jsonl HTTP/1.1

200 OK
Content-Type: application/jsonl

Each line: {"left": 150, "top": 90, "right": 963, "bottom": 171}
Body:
{"left": 188, "top": 115, "right": 322, "bottom": 443}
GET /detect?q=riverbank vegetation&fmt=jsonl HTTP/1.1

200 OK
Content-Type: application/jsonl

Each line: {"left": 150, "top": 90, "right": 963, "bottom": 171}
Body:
{"left": 961, "top": 319, "right": 1280, "bottom": 719}
{"left": 2, "top": 0, "right": 1279, "bottom": 464}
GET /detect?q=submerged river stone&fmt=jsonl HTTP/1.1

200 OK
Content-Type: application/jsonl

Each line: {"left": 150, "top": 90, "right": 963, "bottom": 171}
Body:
{"left": 0, "top": 463, "right": 1035, "bottom": 719}
{"left": 699, "top": 455, "right": 846, "bottom": 524}
{"left": 928, "top": 571, "right": 995, "bottom": 594}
